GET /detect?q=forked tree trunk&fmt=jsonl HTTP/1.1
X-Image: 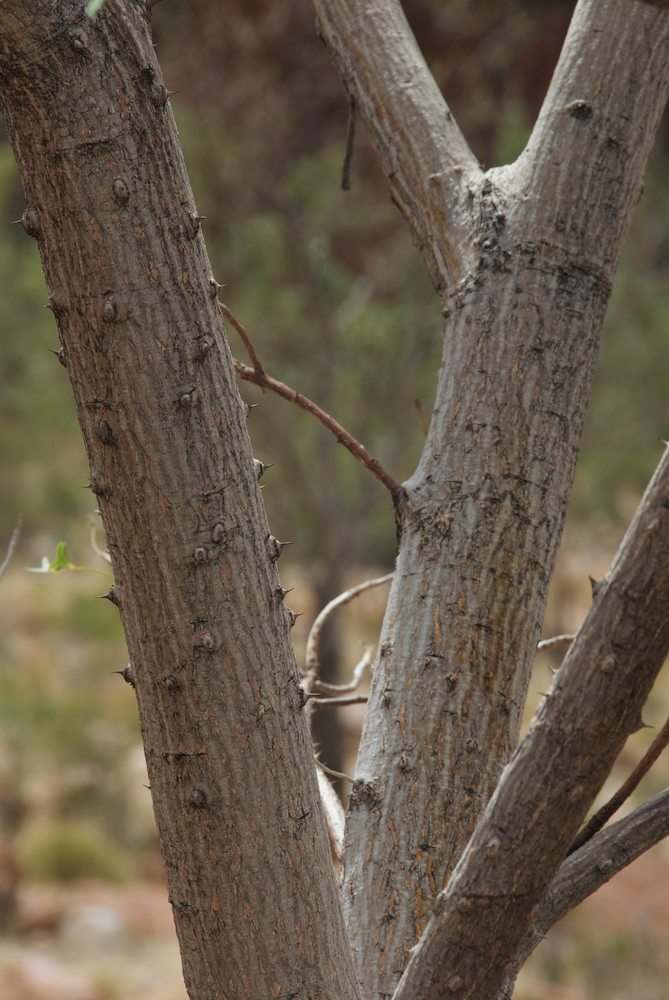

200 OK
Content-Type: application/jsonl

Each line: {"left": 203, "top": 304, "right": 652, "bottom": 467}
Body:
{"left": 2, "top": 2, "right": 669, "bottom": 1000}
{"left": 0, "top": 3, "right": 360, "bottom": 998}
{"left": 313, "top": 1, "right": 669, "bottom": 993}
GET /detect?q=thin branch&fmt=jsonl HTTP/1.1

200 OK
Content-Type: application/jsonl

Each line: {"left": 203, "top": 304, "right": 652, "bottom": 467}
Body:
{"left": 315, "top": 756, "right": 354, "bottom": 783}
{"left": 311, "top": 0, "right": 481, "bottom": 292}
{"left": 341, "top": 95, "right": 357, "bottom": 191}
{"left": 537, "top": 632, "right": 575, "bottom": 651}
{"left": 316, "top": 767, "right": 345, "bottom": 865}
{"left": 568, "top": 710, "right": 669, "bottom": 855}
{"left": 311, "top": 647, "right": 375, "bottom": 695}
{"left": 305, "top": 573, "right": 393, "bottom": 676}
{"left": 496, "top": 788, "right": 669, "bottom": 999}
{"left": 0, "top": 515, "right": 22, "bottom": 582}
{"left": 309, "top": 694, "right": 368, "bottom": 711}
{"left": 221, "top": 304, "right": 402, "bottom": 499}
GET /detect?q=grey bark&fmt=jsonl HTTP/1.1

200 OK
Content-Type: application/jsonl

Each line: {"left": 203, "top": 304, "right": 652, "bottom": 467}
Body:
{"left": 2, "top": 2, "right": 669, "bottom": 1000}
{"left": 0, "top": 4, "right": 360, "bottom": 999}
{"left": 312, "top": 0, "right": 669, "bottom": 994}
{"left": 394, "top": 444, "right": 669, "bottom": 1000}
{"left": 496, "top": 787, "right": 669, "bottom": 1000}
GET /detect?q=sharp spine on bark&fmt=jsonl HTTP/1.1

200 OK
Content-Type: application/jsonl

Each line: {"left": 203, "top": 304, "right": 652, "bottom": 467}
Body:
{"left": 589, "top": 575, "right": 604, "bottom": 598}
{"left": 50, "top": 348, "right": 67, "bottom": 367}
{"left": 113, "top": 664, "right": 135, "bottom": 688}
{"left": 267, "top": 536, "right": 293, "bottom": 561}
{"left": 99, "top": 584, "right": 121, "bottom": 608}
{"left": 253, "top": 459, "right": 273, "bottom": 480}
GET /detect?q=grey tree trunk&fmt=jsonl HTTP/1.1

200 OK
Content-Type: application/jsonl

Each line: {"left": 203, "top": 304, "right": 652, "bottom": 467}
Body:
{"left": 0, "top": 3, "right": 360, "bottom": 998}
{"left": 2, "top": 2, "right": 669, "bottom": 1000}
{"left": 313, "top": 1, "right": 669, "bottom": 993}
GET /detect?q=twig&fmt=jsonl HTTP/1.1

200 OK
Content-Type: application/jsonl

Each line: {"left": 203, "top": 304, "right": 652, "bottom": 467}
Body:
{"left": 537, "top": 633, "right": 575, "bottom": 651}
{"left": 310, "top": 647, "right": 375, "bottom": 695}
{"left": 568, "top": 710, "right": 669, "bottom": 855}
{"left": 220, "top": 303, "right": 402, "bottom": 499}
{"left": 341, "top": 95, "right": 357, "bottom": 191}
{"left": 315, "top": 756, "right": 355, "bottom": 783}
{"left": 305, "top": 573, "right": 393, "bottom": 676}
{"left": 309, "top": 694, "right": 368, "bottom": 711}
{"left": 0, "top": 515, "right": 22, "bottom": 582}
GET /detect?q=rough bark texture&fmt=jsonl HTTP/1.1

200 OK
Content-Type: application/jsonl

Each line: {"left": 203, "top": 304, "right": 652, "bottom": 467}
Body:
{"left": 0, "top": 4, "right": 360, "bottom": 999}
{"left": 315, "top": 0, "right": 669, "bottom": 995}
{"left": 3, "top": 2, "right": 669, "bottom": 1000}
{"left": 395, "top": 445, "right": 669, "bottom": 1000}
{"left": 496, "top": 787, "right": 669, "bottom": 1000}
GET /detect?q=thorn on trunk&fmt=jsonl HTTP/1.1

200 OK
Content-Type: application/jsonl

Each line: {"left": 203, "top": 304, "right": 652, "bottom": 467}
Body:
{"left": 113, "top": 664, "right": 135, "bottom": 688}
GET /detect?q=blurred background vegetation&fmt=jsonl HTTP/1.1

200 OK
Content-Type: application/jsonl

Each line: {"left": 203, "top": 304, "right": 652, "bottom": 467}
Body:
{"left": 0, "top": 2, "right": 668, "bottom": 998}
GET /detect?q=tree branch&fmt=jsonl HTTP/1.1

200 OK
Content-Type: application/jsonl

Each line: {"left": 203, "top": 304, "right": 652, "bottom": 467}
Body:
{"left": 569, "top": 710, "right": 669, "bottom": 854}
{"left": 311, "top": 0, "right": 481, "bottom": 292}
{"left": 0, "top": 516, "right": 22, "bottom": 583}
{"left": 305, "top": 573, "right": 393, "bottom": 676}
{"left": 221, "top": 304, "right": 402, "bottom": 498}
{"left": 394, "top": 444, "right": 669, "bottom": 1000}
{"left": 508, "top": 0, "right": 669, "bottom": 282}
{"left": 496, "top": 788, "right": 669, "bottom": 999}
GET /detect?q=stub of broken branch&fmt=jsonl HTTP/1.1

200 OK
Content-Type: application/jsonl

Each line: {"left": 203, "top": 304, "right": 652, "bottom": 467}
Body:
{"left": 220, "top": 303, "right": 402, "bottom": 499}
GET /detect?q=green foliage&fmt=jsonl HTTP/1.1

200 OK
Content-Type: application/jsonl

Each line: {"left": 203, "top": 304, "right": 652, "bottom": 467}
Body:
{"left": 85, "top": 0, "right": 106, "bottom": 15}
{"left": 17, "top": 819, "right": 132, "bottom": 883}
{"left": 27, "top": 540, "right": 113, "bottom": 580}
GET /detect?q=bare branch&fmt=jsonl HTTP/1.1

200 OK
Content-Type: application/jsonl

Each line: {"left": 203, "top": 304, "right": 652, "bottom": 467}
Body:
{"left": 395, "top": 444, "right": 669, "bottom": 1000}
{"left": 315, "top": 756, "right": 354, "bottom": 783}
{"left": 509, "top": 0, "right": 669, "bottom": 283}
{"left": 0, "top": 515, "right": 22, "bottom": 582}
{"left": 309, "top": 694, "right": 368, "bottom": 711}
{"left": 311, "top": 646, "right": 375, "bottom": 695}
{"left": 341, "top": 95, "right": 356, "bottom": 191}
{"left": 537, "top": 633, "right": 575, "bottom": 652}
{"left": 316, "top": 767, "right": 345, "bottom": 865}
{"left": 496, "top": 788, "right": 669, "bottom": 999}
{"left": 221, "top": 304, "right": 402, "bottom": 499}
{"left": 305, "top": 573, "right": 393, "bottom": 676}
{"left": 569, "top": 710, "right": 669, "bottom": 854}
{"left": 311, "top": 0, "right": 481, "bottom": 292}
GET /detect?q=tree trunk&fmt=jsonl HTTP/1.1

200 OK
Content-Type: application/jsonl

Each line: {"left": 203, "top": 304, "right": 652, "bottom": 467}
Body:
{"left": 2, "top": 1, "right": 669, "bottom": 1000}
{"left": 314, "top": 0, "right": 669, "bottom": 994}
{"left": 0, "top": 4, "right": 360, "bottom": 998}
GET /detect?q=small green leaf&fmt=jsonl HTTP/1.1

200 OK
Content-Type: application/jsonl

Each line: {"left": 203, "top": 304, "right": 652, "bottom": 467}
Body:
{"left": 50, "top": 541, "right": 74, "bottom": 572}
{"left": 85, "top": 0, "right": 106, "bottom": 17}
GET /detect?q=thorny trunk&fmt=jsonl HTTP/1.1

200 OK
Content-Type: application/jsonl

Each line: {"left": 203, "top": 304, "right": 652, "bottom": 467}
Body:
{"left": 0, "top": 3, "right": 360, "bottom": 999}
{"left": 316, "top": 0, "right": 669, "bottom": 994}
{"left": 2, "top": 2, "right": 669, "bottom": 1000}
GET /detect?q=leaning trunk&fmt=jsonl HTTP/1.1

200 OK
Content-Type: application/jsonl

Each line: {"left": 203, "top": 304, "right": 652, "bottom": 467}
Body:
{"left": 0, "top": 4, "right": 360, "bottom": 998}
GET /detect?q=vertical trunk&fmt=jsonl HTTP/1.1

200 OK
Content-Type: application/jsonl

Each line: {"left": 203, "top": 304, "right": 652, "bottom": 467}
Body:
{"left": 0, "top": 4, "right": 360, "bottom": 998}
{"left": 338, "top": 2, "right": 669, "bottom": 995}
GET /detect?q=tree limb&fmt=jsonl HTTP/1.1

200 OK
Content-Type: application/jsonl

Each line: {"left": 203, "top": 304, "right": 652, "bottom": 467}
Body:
{"left": 508, "top": 0, "right": 669, "bottom": 282}
{"left": 496, "top": 788, "right": 669, "bottom": 999}
{"left": 394, "top": 444, "right": 669, "bottom": 1000}
{"left": 569, "top": 710, "right": 669, "bottom": 854}
{"left": 311, "top": 0, "right": 481, "bottom": 292}
{"left": 221, "top": 304, "right": 402, "bottom": 498}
